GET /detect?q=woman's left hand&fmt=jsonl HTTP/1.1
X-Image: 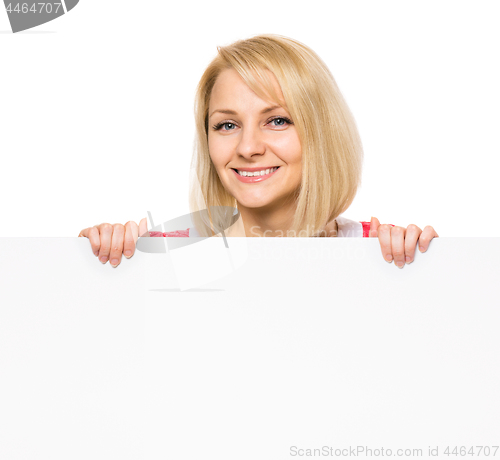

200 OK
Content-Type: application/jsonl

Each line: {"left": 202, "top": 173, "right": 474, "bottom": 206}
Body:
{"left": 369, "top": 217, "right": 439, "bottom": 268}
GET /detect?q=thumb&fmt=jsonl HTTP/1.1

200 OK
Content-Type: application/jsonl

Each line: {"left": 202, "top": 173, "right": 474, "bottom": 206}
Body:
{"left": 138, "top": 217, "right": 149, "bottom": 238}
{"left": 369, "top": 216, "right": 380, "bottom": 237}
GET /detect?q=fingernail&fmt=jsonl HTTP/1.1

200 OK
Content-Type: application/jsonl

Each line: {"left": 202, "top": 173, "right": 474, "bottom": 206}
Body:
{"left": 396, "top": 261, "right": 404, "bottom": 268}
{"left": 100, "top": 256, "right": 108, "bottom": 264}
{"left": 419, "top": 247, "right": 426, "bottom": 253}
{"left": 385, "top": 254, "right": 393, "bottom": 262}
{"left": 110, "top": 259, "right": 119, "bottom": 267}
{"left": 94, "top": 251, "right": 99, "bottom": 257}
{"left": 124, "top": 250, "right": 132, "bottom": 257}
{"left": 405, "top": 256, "right": 411, "bottom": 264}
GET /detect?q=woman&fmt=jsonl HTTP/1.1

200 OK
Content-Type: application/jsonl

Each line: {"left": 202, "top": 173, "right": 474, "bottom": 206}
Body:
{"left": 79, "top": 34, "right": 438, "bottom": 268}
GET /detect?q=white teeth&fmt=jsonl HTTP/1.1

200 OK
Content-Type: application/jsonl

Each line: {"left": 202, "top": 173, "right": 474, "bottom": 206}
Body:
{"left": 237, "top": 167, "right": 278, "bottom": 177}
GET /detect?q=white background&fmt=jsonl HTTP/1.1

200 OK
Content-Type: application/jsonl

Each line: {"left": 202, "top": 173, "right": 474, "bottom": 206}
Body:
{"left": 1, "top": 0, "right": 499, "bottom": 237}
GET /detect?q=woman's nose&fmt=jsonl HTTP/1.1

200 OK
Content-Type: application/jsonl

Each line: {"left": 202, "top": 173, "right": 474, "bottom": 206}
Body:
{"left": 235, "top": 125, "right": 266, "bottom": 158}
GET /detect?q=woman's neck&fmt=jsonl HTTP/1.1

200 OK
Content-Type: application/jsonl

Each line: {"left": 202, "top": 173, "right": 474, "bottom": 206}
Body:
{"left": 241, "top": 207, "right": 295, "bottom": 237}
{"left": 225, "top": 209, "right": 338, "bottom": 237}
{"left": 226, "top": 201, "right": 335, "bottom": 237}
{"left": 223, "top": 198, "right": 338, "bottom": 238}
{"left": 221, "top": 198, "right": 294, "bottom": 237}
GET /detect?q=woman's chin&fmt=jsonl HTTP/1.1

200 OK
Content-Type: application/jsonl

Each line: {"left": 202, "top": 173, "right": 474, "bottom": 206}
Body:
{"left": 235, "top": 195, "right": 276, "bottom": 210}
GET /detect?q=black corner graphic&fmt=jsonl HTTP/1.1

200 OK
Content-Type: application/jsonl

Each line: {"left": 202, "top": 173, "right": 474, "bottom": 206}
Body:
{"left": 64, "top": 0, "right": 77, "bottom": 12}
{"left": 3, "top": 1, "right": 79, "bottom": 33}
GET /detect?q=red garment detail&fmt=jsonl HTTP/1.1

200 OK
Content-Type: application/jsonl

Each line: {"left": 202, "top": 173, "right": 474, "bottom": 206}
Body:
{"left": 359, "top": 221, "right": 395, "bottom": 237}
{"left": 360, "top": 221, "right": 371, "bottom": 238}
{"left": 148, "top": 229, "right": 190, "bottom": 237}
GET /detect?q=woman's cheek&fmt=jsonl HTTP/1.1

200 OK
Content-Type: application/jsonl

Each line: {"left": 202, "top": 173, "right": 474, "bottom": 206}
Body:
{"left": 208, "top": 137, "right": 224, "bottom": 166}
{"left": 207, "top": 136, "right": 215, "bottom": 162}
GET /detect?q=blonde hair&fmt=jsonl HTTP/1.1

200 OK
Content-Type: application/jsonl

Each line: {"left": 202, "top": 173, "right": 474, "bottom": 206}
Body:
{"left": 189, "top": 34, "right": 363, "bottom": 237}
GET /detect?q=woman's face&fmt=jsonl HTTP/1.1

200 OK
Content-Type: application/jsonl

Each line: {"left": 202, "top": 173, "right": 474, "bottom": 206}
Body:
{"left": 208, "top": 68, "right": 302, "bottom": 211}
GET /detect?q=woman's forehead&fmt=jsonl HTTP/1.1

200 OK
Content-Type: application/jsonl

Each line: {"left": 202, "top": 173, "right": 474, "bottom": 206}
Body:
{"left": 210, "top": 68, "right": 286, "bottom": 109}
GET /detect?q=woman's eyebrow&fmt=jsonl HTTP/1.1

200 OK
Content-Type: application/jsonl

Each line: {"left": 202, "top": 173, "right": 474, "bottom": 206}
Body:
{"left": 209, "top": 105, "right": 283, "bottom": 118}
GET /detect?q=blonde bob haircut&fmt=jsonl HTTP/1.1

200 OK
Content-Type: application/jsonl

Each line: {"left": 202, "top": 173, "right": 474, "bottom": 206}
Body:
{"left": 190, "top": 34, "right": 363, "bottom": 237}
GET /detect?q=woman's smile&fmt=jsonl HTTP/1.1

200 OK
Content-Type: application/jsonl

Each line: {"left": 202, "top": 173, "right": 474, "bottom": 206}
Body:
{"left": 232, "top": 166, "right": 280, "bottom": 182}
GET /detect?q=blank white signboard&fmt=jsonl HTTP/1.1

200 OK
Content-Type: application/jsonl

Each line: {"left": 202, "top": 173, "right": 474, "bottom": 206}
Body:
{"left": 0, "top": 237, "right": 499, "bottom": 460}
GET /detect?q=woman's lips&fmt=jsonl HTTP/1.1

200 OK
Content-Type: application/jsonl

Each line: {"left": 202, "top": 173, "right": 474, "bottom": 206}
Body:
{"left": 232, "top": 167, "right": 280, "bottom": 183}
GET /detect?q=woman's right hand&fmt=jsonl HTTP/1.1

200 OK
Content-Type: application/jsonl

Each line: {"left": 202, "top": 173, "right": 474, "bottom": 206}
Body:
{"left": 78, "top": 217, "right": 148, "bottom": 267}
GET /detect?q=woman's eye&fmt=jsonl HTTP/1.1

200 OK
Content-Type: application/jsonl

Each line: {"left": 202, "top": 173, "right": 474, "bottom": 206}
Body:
{"left": 214, "top": 122, "right": 237, "bottom": 131}
{"left": 269, "top": 117, "right": 292, "bottom": 127}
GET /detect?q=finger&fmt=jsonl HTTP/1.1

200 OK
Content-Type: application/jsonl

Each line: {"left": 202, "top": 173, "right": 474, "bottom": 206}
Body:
{"left": 78, "top": 227, "right": 101, "bottom": 257}
{"left": 138, "top": 217, "right": 148, "bottom": 238}
{"left": 390, "top": 226, "right": 406, "bottom": 268}
{"left": 123, "top": 221, "right": 139, "bottom": 258}
{"left": 404, "top": 224, "right": 422, "bottom": 264}
{"left": 377, "top": 224, "right": 393, "bottom": 263}
{"left": 96, "top": 223, "right": 113, "bottom": 264}
{"left": 369, "top": 216, "right": 380, "bottom": 237}
{"left": 109, "top": 224, "right": 125, "bottom": 268}
{"left": 87, "top": 227, "right": 102, "bottom": 257}
{"left": 418, "top": 226, "right": 439, "bottom": 253}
